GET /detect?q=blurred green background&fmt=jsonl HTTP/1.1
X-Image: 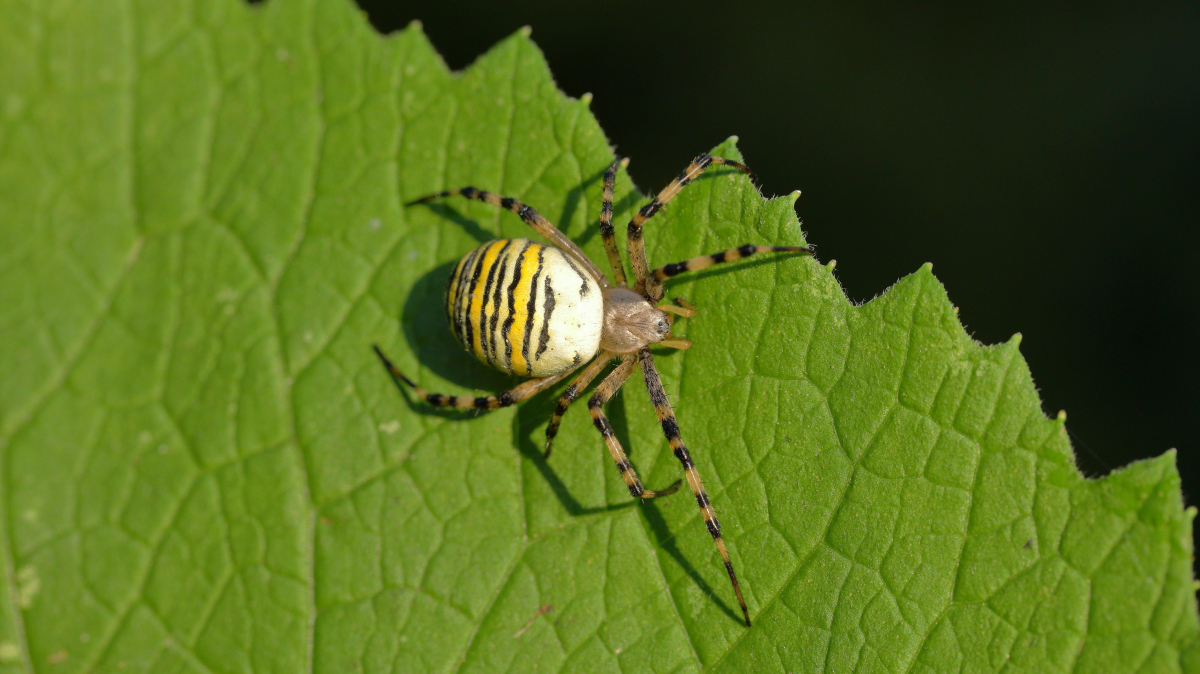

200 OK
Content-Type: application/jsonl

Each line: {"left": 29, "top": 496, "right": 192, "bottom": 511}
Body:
{"left": 354, "top": 1, "right": 1199, "bottom": 538}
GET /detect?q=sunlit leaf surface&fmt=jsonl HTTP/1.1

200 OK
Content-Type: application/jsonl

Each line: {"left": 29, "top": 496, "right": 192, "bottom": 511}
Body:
{"left": 1, "top": 1, "right": 1197, "bottom": 671}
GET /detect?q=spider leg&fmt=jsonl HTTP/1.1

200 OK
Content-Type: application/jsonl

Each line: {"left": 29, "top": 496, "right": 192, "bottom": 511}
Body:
{"left": 598, "top": 158, "right": 630, "bottom": 287}
{"left": 652, "top": 244, "right": 811, "bottom": 284}
{"left": 627, "top": 154, "right": 754, "bottom": 298}
{"left": 373, "top": 345, "right": 575, "bottom": 410}
{"left": 407, "top": 186, "right": 608, "bottom": 288}
{"left": 544, "top": 352, "right": 613, "bottom": 459}
{"left": 638, "top": 348, "right": 751, "bottom": 627}
{"left": 587, "top": 357, "right": 683, "bottom": 499}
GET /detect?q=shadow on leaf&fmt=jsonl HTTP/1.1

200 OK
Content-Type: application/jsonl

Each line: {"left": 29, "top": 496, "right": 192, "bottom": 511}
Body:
{"left": 408, "top": 202, "right": 495, "bottom": 243}
{"left": 607, "top": 385, "right": 743, "bottom": 625}
{"left": 399, "top": 260, "right": 515, "bottom": 390}
{"left": 390, "top": 189, "right": 745, "bottom": 623}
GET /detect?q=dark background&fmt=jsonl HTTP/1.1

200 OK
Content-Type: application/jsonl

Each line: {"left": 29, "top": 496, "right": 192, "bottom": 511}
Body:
{"left": 357, "top": 1, "right": 1199, "bottom": 538}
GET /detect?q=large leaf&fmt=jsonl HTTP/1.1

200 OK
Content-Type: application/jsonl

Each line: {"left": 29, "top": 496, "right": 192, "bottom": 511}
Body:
{"left": 1, "top": 0, "right": 1197, "bottom": 672}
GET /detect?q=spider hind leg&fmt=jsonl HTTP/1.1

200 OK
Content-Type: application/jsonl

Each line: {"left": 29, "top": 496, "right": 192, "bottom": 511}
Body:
{"left": 405, "top": 185, "right": 608, "bottom": 287}
{"left": 373, "top": 344, "right": 572, "bottom": 410}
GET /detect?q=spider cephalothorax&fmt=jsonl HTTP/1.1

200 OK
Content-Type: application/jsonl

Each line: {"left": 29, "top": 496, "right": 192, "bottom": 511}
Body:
{"left": 599, "top": 287, "right": 672, "bottom": 352}
{"left": 374, "top": 153, "right": 811, "bottom": 626}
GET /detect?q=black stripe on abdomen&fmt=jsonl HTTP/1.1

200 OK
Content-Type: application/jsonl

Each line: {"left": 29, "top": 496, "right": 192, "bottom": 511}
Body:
{"left": 535, "top": 275, "right": 556, "bottom": 360}
{"left": 487, "top": 244, "right": 515, "bottom": 369}
{"left": 500, "top": 240, "right": 531, "bottom": 373}
{"left": 461, "top": 243, "right": 492, "bottom": 352}
{"left": 521, "top": 245, "right": 545, "bottom": 371}
{"left": 559, "top": 252, "right": 593, "bottom": 298}
{"left": 449, "top": 246, "right": 481, "bottom": 343}
{"left": 477, "top": 241, "right": 512, "bottom": 364}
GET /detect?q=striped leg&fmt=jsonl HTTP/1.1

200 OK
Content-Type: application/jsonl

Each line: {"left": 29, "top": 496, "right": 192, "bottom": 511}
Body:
{"left": 588, "top": 357, "right": 682, "bottom": 499}
{"left": 627, "top": 154, "right": 754, "bottom": 298}
{"left": 544, "top": 352, "right": 613, "bottom": 459}
{"left": 373, "top": 345, "right": 575, "bottom": 410}
{"left": 651, "top": 244, "right": 812, "bottom": 285}
{"left": 638, "top": 348, "right": 751, "bottom": 626}
{"left": 408, "top": 186, "right": 609, "bottom": 287}
{"left": 598, "top": 158, "right": 629, "bottom": 287}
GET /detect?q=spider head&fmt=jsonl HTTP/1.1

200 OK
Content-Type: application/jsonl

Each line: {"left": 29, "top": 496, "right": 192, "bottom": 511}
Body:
{"left": 599, "top": 287, "right": 672, "bottom": 353}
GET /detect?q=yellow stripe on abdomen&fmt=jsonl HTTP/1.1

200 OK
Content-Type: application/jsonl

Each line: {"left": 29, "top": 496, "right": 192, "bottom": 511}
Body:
{"left": 467, "top": 240, "right": 508, "bottom": 362}
{"left": 506, "top": 243, "right": 544, "bottom": 376}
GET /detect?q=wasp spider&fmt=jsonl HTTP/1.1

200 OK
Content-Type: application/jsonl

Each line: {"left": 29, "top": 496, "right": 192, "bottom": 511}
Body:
{"left": 374, "top": 154, "right": 811, "bottom": 626}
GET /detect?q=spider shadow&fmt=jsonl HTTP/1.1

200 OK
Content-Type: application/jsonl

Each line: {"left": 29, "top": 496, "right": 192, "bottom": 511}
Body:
{"left": 602, "top": 382, "right": 744, "bottom": 626}
{"left": 545, "top": 164, "right": 643, "bottom": 251}
{"left": 398, "top": 261, "right": 514, "bottom": 393}
{"left": 571, "top": 192, "right": 645, "bottom": 250}
{"left": 408, "top": 203, "right": 494, "bottom": 244}
{"left": 554, "top": 165, "right": 604, "bottom": 244}
{"left": 394, "top": 263, "right": 635, "bottom": 515}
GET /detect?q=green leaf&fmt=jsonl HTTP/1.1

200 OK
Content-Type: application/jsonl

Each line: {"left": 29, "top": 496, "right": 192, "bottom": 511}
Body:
{"left": 1, "top": 0, "right": 1197, "bottom": 672}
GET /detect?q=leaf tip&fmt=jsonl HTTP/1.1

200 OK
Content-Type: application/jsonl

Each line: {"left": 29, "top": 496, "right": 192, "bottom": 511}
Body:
{"left": 580, "top": 92, "right": 593, "bottom": 106}
{"left": 1009, "top": 331, "right": 1023, "bottom": 348}
{"left": 1057, "top": 409, "right": 1067, "bottom": 423}
{"left": 519, "top": 25, "right": 533, "bottom": 37}
{"left": 407, "top": 18, "right": 423, "bottom": 31}
{"left": 920, "top": 261, "right": 934, "bottom": 273}
{"left": 826, "top": 258, "right": 837, "bottom": 271}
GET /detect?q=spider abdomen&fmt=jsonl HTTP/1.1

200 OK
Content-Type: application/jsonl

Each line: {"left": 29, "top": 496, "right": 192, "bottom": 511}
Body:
{"left": 446, "top": 237, "right": 603, "bottom": 378}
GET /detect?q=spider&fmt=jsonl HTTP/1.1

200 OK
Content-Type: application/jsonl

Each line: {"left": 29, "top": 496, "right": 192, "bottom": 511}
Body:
{"left": 373, "top": 153, "right": 811, "bottom": 627}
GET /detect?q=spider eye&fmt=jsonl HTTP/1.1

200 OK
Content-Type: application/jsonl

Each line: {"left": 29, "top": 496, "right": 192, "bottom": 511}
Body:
{"left": 657, "top": 320, "right": 669, "bottom": 333}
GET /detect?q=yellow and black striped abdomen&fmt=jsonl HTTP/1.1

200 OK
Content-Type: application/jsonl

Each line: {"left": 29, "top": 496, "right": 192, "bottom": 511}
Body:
{"left": 445, "top": 238, "right": 604, "bottom": 378}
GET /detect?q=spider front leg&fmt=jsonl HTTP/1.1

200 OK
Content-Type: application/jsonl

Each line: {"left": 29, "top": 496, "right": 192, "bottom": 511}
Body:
{"left": 587, "top": 357, "right": 682, "bottom": 499}
{"left": 639, "top": 348, "right": 751, "bottom": 626}
{"left": 373, "top": 345, "right": 575, "bottom": 410}
{"left": 651, "top": 244, "right": 811, "bottom": 284}
{"left": 598, "top": 158, "right": 629, "bottom": 287}
{"left": 627, "top": 154, "right": 754, "bottom": 298}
